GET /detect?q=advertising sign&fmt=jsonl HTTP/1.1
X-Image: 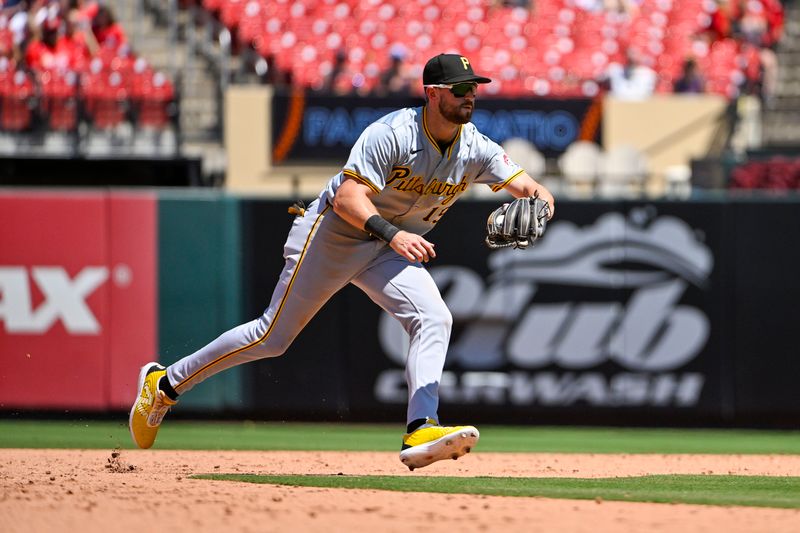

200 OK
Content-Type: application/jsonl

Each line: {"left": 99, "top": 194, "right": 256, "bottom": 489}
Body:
{"left": 237, "top": 199, "right": 800, "bottom": 426}
{"left": 271, "top": 92, "right": 601, "bottom": 163}
{"left": 0, "top": 193, "right": 157, "bottom": 409}
{"left": 369, "top": 202, "right": 727, "bottom": 421}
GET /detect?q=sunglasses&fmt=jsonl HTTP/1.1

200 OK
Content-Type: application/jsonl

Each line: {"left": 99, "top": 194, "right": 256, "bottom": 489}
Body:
{"left": 425, "top": 82, "right": 478, "bottom": 97}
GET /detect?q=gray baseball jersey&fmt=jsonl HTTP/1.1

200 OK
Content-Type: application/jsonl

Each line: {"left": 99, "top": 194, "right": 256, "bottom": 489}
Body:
{"left": 166, "top": 106, "right": 522, "bottom": 425}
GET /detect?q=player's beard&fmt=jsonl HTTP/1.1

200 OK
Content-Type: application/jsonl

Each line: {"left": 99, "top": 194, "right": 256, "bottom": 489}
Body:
{"left": 438, "top": 97, "right": 473, "bottom": 124}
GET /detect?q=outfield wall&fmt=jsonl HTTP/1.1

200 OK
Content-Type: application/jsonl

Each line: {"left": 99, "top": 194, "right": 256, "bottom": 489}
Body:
{"left": 1, "top": 191, "right": 799, "bottom": 427}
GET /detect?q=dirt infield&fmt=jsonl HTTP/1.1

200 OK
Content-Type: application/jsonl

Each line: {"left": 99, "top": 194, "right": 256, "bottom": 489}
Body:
{"left": 2, "top": 449, "right": 800, "bottom": 532}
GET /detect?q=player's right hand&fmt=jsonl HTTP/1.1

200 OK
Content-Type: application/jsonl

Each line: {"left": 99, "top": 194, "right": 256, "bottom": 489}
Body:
{"left": 391, "top": 231, "right": 436, "bottom": 263}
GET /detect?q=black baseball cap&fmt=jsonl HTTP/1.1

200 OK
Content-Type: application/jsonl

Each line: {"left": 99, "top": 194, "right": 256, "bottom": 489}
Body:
{"left": 423, "top": 54, "right": 492, "bottom": 85}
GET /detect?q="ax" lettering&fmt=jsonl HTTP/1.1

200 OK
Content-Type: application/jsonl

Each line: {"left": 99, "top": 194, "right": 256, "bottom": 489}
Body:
{"left": 0, "top": 266, "right": 109, "bottom": 334}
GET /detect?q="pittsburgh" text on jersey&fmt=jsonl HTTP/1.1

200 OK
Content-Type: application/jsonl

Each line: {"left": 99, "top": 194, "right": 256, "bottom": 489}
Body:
{"left": 386, "top": 166, "right": 468, "bottom": 205}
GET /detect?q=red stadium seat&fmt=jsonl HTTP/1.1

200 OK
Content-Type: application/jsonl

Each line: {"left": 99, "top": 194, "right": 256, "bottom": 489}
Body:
{"left": 130, "top": 70, "right": 174, "bottom": 129}
{"left": 82, "top": 70, "right": 129, "bottom": 129}
{"left": 1, "top": 70, "right": 35, "bottom": 132}
{"left": 237, "top": 1, "right": 267, "bottom": 44}
{"left": 220, "top": 0, "right": 247, "bottom": 28}
{"left": 38, "top": 69, "right": 79, "bottom": 131}
{"left": 198, "top": 0, "right": 776, "bottom": 97}
{"left": 203, "top": 0, "right": 226, "bottom": 12}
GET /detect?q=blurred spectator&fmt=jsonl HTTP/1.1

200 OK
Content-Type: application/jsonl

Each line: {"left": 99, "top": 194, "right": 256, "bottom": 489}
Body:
{"left": 574, "top": 0, "right": 636, "bottom": 15}
{"left": 502, "top": 0, "right": 531, "bottom": 7}
{"left": 761, "top": 0, "right": 784, "bottom": 48}
{"left": 0, "top": 14, "right": 16, "bottom": 59}
{"left": 736, "top": 39, "right": 776, "bottom": 102}
{"left": 1, "top": 0, "right": 25, "bottom": 9}
{"left": 489, "top": 0, "right": 532, "bottom": 9}
{"left": 574, "top": 0, "right": 604, "bottom": 12}
{"left": 374, "top": 44, "right": 410, "bottom": 97}
{"left": 28, "top": 0, "right": 58, "bottom": 29}
{"left": 24, "top": 12, "right": 66, "bottom": 70}
{"left": 1, "top": 0, "right": 27, "bottom": 19}
{"left": 736, "top": 0, "right": 781, "bottom": 102}
{"left": 606, "top": 48, "right": 656, "bottom": 100}
{"left": 604, "top": 0, "right": 639, "bottom": 17}
{"left": 61, "top": 0, "right": 98, "bottom": 23}
{"left": 757, "top": 45, "right": 777, "bottom": 102}
{"left": 739, "top": 0, "right": 769, "bottom": 46}
{"left": 706, "top": 0, "right": 740, "bottom": 41}
{"left": 2, "top": 0, "right": 29, "bottom": 54}
{"left": 700, "top": 0, "right": 784, "bottom": 102}
{"left": 91, "top": 4, "right": 125, "bottom": 51}
{"left": 733, "top": 40, "right": 759, "bottom": 97}
{"left": 673, "top": 58, "right": 706, "bottom": 94}
{"left": 56, "top": 7, "right": 94, "bottom": 69}
{"left": 321, "top": 48, "right": 347, "bottom": 93}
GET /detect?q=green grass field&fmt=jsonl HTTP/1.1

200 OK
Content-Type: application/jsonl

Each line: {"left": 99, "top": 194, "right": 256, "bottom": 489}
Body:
{"left": 198, "top": 474, "right": 800, "bottom": 509}
{"left": 1, "top": 420, "right": 800, "bottom": 454}
{"left": 4, "top": 420, "right": 799, "bottom": 509}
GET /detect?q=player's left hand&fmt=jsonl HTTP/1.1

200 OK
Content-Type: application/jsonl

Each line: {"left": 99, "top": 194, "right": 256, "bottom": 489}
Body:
{"left": 536, "top": 188, "right": 555, "bottom": 219}
{"left": 391, "top": 231, "right": 436, "bottom": 263}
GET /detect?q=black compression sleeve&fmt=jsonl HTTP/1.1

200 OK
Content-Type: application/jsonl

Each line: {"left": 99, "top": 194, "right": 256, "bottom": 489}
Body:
{"left": 364, "top": 214, "right": 400, "bottom": 243}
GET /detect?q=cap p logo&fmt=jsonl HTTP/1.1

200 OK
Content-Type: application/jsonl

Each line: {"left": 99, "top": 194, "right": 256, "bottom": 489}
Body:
{"left": 460, "top": 57, "right": 470, "bottom": 70}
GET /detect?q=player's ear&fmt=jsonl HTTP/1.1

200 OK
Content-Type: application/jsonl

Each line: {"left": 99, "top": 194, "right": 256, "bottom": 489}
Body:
{"left": 424, "top": 86, "right": 438, "bottom": 103}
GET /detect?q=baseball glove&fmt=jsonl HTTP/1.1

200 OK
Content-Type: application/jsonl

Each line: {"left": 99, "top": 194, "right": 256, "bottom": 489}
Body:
{"left": 485, "top": 195, "right": 550, "bottom": 250}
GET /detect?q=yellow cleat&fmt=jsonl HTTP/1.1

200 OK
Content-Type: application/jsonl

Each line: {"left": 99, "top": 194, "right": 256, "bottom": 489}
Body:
{"left": 399, "top": 418, "right": 479, "bottom": 471}
{"left": 128, "top": 362, "right": 176, "bottom": 449}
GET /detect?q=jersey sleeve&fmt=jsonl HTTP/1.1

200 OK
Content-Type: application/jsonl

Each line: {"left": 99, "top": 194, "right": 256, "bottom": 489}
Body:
{"left": 341, "top": 122, "right": 399, "bottom": 193}
{"left": 473, "top": 135, "right": 525, "bottom": 192}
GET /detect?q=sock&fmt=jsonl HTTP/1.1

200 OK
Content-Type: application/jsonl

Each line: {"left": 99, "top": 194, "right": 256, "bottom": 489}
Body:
{"left": 159, "top": 375, "right": 179, "bottom": 401}
{"left": 406, "top": 418, "right": 428, "bottom": 433}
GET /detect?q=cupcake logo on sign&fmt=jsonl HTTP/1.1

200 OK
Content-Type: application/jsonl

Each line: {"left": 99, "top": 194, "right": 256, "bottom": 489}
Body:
{"left": 375, "top": 208, "right": 714, "bottom": 408}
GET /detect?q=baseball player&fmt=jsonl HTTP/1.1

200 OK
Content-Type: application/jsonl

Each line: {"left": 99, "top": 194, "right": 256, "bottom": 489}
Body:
{"left": 130, "top": 53, "right": 555, "bottom": 470}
